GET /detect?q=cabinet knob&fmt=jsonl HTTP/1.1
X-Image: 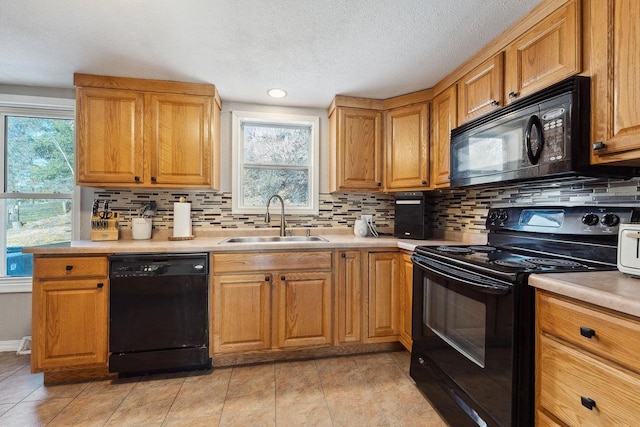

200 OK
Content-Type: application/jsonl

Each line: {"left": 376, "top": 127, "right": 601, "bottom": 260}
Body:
{"left": 265, "top": 276, "right": 270, "bottom": 282}
{"left": 491, "top": 100, "right": 499, "bottom": 107}
{"left": 281, "top": 276, "right": 286, "bottom": 281}
{"left": 96, "top": 282, "right": 104, "bottom": 288}
{"left": 592, "top": 142, "right": 607, "bottom": 151}
{"left": 341, "top": 253, "right": 346, "bottom": 258}
{"left": 151, "top": 176, "right": 157, "bottom": 182}
{"left": 134, "top": 176, "right": 140, "bottom": 183}
{"left": 508, "top": 91, "right": 518, "bottom": 99}
{"left": 376, "top": 182, "right": 382, "bottom": 187}
{"left": 421, "top": 180, "right": 427, "bottom": 185}
{"left": 581, "top": 396, "right": 596, "bottom": 410}
{"left": 580, "top": 326, "right": 596, "bottom": 339}
{"left": 65, "top": 265, "right": 73, "bottom": 271}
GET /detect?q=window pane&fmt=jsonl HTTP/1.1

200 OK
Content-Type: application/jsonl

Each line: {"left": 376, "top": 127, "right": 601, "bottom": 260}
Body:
{"left": 5, "top": 116, "right": 75, "bottom": 193}
{"left": 243, "top": 124, "right": 309, "bottom": 166}
{"left": 243, "top": 168, "right": 309, "bottom": 207}
{"left": 6, "top": 198, "right": 72, "bottom": 276}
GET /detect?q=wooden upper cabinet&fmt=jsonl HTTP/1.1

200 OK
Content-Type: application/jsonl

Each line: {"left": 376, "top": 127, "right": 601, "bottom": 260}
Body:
{"left": 505, "top": 0, "right": 581, "bottom": 103}
{"left": 76, "top": 87, "right": 144, "bottom": 184}
{"left": 147, "top": 93, "right": 212, "bottom": 186}
{"left": 431, "top": 85, "right": 457, "bottom": 188}
{"left": 457, "top": 53, "right": 504, "bottom": 125}
{"left": 590, "top": 0, "right": 640, "bottom": 166}
{"left": 384, "top": 102, "right": 430, "bottom": 191}
{"left": 74, "top": 73, "right": 220, "bottom": 189}
{"left": 329, "top": 99, "right": 383, "bottom": 192}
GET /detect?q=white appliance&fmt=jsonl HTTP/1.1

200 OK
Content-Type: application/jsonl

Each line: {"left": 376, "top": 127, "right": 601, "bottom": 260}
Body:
{"left": 618, "top": 223, "right": 640, "bottom": 277}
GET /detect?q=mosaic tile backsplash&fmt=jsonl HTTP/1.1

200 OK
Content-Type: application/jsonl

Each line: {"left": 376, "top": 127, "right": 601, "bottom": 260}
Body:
{"left": 93, "top": 191, "right": 395, "bottom": 231}
{"left": 95, "top": 177, "right": 640, "bottom": 236}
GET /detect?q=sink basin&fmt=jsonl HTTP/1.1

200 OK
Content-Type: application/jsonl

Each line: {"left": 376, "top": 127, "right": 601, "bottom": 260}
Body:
{"left": 221, "top": 235, "right": 328, "bottom": 244}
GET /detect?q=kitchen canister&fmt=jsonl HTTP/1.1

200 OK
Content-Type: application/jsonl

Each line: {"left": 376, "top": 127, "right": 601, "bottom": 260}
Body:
{"left": 132, "top": 217, "right": 153, "bottom": 240}
{"left": 354, "top": 219, "right": 368, "bottom": 237}
{"left": 172, "top": 197, "right": 193, "bottom": 239}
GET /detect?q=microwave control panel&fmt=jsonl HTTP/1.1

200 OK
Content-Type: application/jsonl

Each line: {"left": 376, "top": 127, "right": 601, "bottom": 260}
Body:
{"left": 540, "top": 107, "right": 567, "bottom": 163}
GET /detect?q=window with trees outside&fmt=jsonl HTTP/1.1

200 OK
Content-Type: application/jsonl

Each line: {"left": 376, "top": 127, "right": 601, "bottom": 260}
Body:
{"left": 0, "top": 96, "right": 77, "bottom": 289}
{"left": 232, "top": 111, "right": 319, "bottom": 215}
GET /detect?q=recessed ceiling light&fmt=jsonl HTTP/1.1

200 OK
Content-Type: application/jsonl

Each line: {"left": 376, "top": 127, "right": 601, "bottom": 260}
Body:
{"left": 267, "top": 88, "right": 287, "bottom": 98}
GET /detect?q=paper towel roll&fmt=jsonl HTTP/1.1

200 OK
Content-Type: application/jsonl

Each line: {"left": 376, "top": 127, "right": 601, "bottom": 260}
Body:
{"left": 173, "top": 202, "right": 192, "bottom": 237}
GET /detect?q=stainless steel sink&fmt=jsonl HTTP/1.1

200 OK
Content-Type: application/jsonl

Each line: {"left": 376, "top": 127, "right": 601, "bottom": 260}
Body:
{"left": 221, "top": 235, "right": 328, "bottom": 244}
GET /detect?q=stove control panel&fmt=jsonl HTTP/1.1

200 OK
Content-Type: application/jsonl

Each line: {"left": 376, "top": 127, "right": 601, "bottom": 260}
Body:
{"left": 486, "top": 206, "right": 639, "bottom": 235}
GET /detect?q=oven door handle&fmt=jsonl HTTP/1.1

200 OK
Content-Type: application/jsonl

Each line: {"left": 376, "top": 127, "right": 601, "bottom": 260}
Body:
{"left": 412, "top": 255, "right": 512, "bottom": 295}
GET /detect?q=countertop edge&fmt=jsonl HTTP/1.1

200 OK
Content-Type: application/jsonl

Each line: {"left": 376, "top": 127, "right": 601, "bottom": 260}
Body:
{"left": 23, "top": 236, "right": 460, "bottom": 255}
{"left": 529, "top": 271, "right": 640, "bottom": 318}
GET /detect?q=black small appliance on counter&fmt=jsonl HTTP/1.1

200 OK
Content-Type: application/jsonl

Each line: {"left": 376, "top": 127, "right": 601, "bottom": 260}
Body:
{"left": 393, "top": 192, "right": 431, "bottom": 240}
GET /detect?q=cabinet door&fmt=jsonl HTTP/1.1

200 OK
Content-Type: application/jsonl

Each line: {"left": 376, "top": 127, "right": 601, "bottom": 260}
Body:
{"left": 431, "top": 86, "right": 457, "bottom": 188}
{"left": 147, "top": 93, "right": 212, "bottom": 186}
{"left": 76, "top": 87, "right": 144, "bottom": 185}
{"left": 590, "top": 0, "right": 640, "bottom": 166}
{"left": 331, "top": 107, "right": 383, "bottom": 191}
{"left": 212, "top": 274, "right": 271, "bottom": 354}
{"left": 367, "top": 252, "right": 400, "bottom": 341}
{"left": 458, "top": 53, "right": 504, "bottom": 125}
{"left": 505, "top": 0, "right": 580, "bottom": 103}
{"left": 384, "top": 103, "right": 430, "bottom": 191}
{"left": 32, "top": 279, "right": 108, "bottom": 371}
{"left": 399, "top": 254, "right": 413, "bottom": 351}
{"left": 335, "top": 251, "right": 362, "bottom": 344}
{"left": 276, "top": 271, "right": 332, "bottom": 348}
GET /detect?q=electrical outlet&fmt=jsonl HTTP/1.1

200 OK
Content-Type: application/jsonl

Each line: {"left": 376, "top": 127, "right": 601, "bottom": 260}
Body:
{"left": 361, "top": 214, "right": 373, "bottom": 224}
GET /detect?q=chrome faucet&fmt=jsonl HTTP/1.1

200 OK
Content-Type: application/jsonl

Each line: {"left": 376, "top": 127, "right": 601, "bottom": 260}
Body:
{"left": 265, "top": 194, "right": 286, "bottom": 236}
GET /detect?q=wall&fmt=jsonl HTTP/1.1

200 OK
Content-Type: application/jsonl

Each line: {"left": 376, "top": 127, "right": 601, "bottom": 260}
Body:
{"left": 83, "top": 101, "right": 397, "bottom": 237}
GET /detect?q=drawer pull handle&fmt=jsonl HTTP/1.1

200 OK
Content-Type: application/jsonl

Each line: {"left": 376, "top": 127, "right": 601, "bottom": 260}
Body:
{"left": 581, "top": 396, "right": 596, "bottom": 410}
{"left": 265, "top": 276, "right": 270, "bottom": 282}
{"left": 341, "top": 253, "right": 346, "bottom": 258}
{"left": 65, "top": 265, "right": 73, "bottom": 271}
{"left": 580, "top": 326, "right": 596, "bottom": 339}
{"left": 281, "top": 276, "right": 286, "bottom": 281}
{"left": 96, "top": 282, "right": 104, "bottom": 288}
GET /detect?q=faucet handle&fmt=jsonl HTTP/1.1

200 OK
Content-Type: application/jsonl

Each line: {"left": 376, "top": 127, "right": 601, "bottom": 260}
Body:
{"left": 306, "top": 229, "right": 311, "bottom": 237}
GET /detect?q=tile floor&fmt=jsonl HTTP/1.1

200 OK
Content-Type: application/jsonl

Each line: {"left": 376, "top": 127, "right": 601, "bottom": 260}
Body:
{"left": 0, "top": 350, "right": 446, "bottom": 426}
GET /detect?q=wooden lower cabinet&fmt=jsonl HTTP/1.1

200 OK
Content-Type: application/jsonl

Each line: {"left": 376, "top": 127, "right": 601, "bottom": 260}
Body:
{"left": 276, "top": 271, "right": 332, "bottom": 348}
{"left": 535, "top": 290, "right": 640, "bottom": 426}
{"left": 211, "top": 251, "right": 333, "bottom": 354}
{"left": 367, "top": 252, "right": 400, "bottom": 342}
{"left": 335, "top": 250, "right": 362, "bottom": 344}
{"left": 32, "top": 256, "right": 109, "bottom": 374}
{"left": 399, "top": 253, "right": 413, "bottom": 351}
{"left": 212, "top": 273, "right": 271, "bottom": 353}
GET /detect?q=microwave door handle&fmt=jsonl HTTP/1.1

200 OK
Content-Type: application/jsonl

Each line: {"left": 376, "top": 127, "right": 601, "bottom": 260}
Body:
{"left": 525, "top": 115, "right": 544, "bottom": 165}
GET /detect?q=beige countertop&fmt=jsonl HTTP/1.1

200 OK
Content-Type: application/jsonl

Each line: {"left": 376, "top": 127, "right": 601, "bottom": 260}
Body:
{"left": 529, "top": 271, "right": 640, "bottom": 318}
{"left": 22, "top": 233, "right": 462, "bottom": 255}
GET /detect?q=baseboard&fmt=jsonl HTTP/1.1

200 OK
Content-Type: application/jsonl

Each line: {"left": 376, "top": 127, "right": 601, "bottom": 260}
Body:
{"left": 0, "top": 340, "right": 21, "bottom": 352}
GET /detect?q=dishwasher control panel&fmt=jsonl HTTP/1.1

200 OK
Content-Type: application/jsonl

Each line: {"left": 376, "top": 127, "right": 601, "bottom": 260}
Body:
{"left": 109, "top": 253, "right": 208, "bottom": 278}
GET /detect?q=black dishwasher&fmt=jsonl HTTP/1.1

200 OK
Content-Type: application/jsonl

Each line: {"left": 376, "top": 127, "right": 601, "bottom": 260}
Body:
{"left": 109, "top": 253, "right": 211, "bottom": 375}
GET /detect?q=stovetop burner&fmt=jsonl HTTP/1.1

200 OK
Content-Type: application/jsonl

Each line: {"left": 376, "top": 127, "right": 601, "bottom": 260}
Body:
{"left": 492, "top": 259, "right": 537, "bottom": 269}
{"left": 468, "top": 245, "right": 497, "bottom": 252}
{"left": 526, "top": 258, "right": 585, "bottom": 268}
{"left": 435, "top": 246, "right": 473, "bottom": 254}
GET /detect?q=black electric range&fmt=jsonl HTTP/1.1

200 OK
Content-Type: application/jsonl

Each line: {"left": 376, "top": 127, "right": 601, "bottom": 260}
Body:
{"left": 410, "top": 206, "right": 640, "bottom": 427}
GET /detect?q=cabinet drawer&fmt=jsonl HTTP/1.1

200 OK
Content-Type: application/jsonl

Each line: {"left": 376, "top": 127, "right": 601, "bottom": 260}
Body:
{"left": 34, "top": 256, "right": 108, "bottom": 279}
{"left": 537, "top": 292, "right": 640, "bottom": 373}
{"left": 212, "top": 252, "right": 332, "bottom": 273}
{"left": 538, "top": 335, "right": 640, "bottom": 427}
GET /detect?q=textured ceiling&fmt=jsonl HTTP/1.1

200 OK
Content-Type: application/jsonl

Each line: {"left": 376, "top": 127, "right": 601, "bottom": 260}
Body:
{"left": 0, "top": 0, "right": 540, "bottom": 108}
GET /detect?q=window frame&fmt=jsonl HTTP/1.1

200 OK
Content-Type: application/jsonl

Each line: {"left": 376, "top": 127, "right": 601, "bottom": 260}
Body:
{"left": 0, "top": 94, "right": 77, "bottom": 293}
{"left": 231, "top": 111, "right": 320, "bottom": 215}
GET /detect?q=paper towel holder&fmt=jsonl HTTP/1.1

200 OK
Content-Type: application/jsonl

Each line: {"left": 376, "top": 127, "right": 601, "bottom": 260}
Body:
{"left": 169, "top": 196, "right": 195, "bottom": 240}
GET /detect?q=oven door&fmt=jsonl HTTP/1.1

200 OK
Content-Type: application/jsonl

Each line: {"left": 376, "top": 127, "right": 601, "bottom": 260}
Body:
{"left": 410, "top": 254, "right": 516, "bottom": 427}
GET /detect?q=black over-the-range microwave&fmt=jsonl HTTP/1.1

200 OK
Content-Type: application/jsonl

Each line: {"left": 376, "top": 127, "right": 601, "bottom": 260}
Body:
{"left": 449, "top": 76, "right": 639, "bottom": 188}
